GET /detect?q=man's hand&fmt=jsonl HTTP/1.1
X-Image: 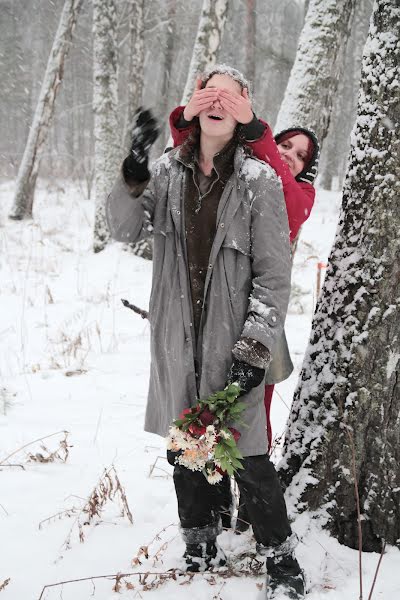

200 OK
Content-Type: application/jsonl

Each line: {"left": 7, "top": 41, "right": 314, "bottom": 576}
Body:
{"left": 124, "top": 108, "right": 159, "bottom": 183}
{"left": 226, "top": 358, "right": 265, "bottom": 397}
{"left": 218, "top": 87, "right": 253, "bottom": 124}
{"left": 183, "top": 78, "right": 219, "bottom": 121}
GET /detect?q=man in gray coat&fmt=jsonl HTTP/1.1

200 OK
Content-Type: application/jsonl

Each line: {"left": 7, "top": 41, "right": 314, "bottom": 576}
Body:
{"left": 106, "top": 65, "right": 305, "bottom": 599}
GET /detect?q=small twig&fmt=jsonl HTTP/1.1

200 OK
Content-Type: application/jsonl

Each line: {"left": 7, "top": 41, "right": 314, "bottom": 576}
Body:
{"left": 367, "top": 541, "right": 386, "bottom": 600}
{"left": 38, "top": 508, "right": 78, "bottom": 530}
{"left": 121, "top": 299, "right": 149, "bottom": 320}
{"left": 0, "top": 503, "right": 9, "bottom": 515}
{"left": 0, "top": 578, "right": 10, "bottom": 592}
{"left": 345, "top": 427, "right": 363, "bottom": 600}
{"left": 0, "top": 430, "right": 69, "bottom": 465}
{"left": 149, "top": 455, "right": 171, "bottom": 479}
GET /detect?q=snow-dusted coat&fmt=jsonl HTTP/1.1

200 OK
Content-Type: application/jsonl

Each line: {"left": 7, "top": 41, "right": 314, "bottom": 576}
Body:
{"left": 106, "top": 146, "right": 291, "bottom": 456}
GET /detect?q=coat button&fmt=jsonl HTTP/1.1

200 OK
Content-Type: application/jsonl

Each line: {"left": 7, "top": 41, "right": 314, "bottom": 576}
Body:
{"left": 208, "top": 264, "right": 213, "bottom": 269}
{"left": 176, "top": 210, "right": 181, "bottom": 215}
{"left": 220, "top": 222, "right": 224, "bottom": 228}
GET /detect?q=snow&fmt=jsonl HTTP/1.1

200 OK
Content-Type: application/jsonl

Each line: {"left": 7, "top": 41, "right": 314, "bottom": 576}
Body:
{"left": 0, "top": 179, "right": 399, "bottom": 599}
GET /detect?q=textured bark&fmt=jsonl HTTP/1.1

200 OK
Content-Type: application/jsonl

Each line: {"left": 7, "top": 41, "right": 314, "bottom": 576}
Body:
{"left": 280, "top": 0, "right": 400, "bottom": 552}
{"left": 320, "top": 0, "right": 372, "bottom": 190}
{"left": 180, "top": 0, "right": 229, "bottom": 105}
{"left": 164, "top": 0, "right": 228, "bottom": 149}
{"left": 275, "top": 0, "right": 356, "bottom": 144}
{"left": 123, "top": 0, "right": 145, "bottom": 152}
{"left": 8, "top": 0, "right": 83, "bottom": 220}
{"left": 92, "top": 0, "right": 119, "bottom": 253}
{"left": 245, "top": 0, "right": 256, "bottom": 84}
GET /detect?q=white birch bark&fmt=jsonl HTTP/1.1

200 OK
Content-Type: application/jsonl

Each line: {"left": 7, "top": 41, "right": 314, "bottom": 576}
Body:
{"left": 164, "top": 0, "right": 228, "bottom": 149}
{"left": 180, "top": 0, "right": 228, "bottom": 105}
{"left": 8, "top": 0, "right": 83, "bottom": 220}
{"left": 92, "top": 0, "right": 119, "bottom": 253}
{"left": 275, "top": 0, "right": 356, "bottom": 142}
{"left": 280, "top": 0, "right": 400, "bottom": 551}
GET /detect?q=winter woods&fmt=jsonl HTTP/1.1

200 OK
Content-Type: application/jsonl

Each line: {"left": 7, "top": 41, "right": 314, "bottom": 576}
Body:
{"left": 2, "top": 1, "right": 400, "bottom": 596}
{"left": 280, "top": 0, "right": 400, "bottom": 551}
{"left": 8, "top": 0, "right": 83, "bottom": 220}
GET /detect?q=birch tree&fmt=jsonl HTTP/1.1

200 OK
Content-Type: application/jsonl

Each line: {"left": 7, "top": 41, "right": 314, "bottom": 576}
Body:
{"left": 180, "top": 0, "right": 229, "bottom": 106}
{"left": 92, "top": 0, "right": 119, "bottom": 253}
{"left": 274, "top": 0, "right": 356, "bottom": 143}
{"left": 280, "top": 0, "right": 400, "bottom": 551}
{"left": 8, "top": 0, "right": 83, "bottom": 220}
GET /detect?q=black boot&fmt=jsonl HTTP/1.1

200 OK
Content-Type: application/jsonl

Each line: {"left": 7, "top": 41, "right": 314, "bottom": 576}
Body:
{"left": 183, "top": 541, "right": 227, "bottom": 572}
{"left": 235, "top": 501, "right": 251, "bottom": 533}
{"left": 265, "top": 551, "right": 305, "bottom": 599}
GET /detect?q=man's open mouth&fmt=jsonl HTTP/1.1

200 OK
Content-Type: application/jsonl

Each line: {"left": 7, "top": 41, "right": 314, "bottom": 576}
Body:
{"left": 208, "top": 114, "right": 223, "bottom": 120}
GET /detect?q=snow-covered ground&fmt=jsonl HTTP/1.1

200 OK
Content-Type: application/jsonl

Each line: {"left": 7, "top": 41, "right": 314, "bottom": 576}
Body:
{"left": 0, "top": 180, "right": 398, "bottom": 599}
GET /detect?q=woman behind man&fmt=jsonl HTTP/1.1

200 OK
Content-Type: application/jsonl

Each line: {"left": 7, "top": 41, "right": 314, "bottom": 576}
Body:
{"left": 169, "top": 78, "right": 320, "bottom": 452}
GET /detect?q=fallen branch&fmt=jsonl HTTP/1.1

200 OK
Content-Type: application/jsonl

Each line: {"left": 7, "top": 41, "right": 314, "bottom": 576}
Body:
{"left": 121, "top": 298, "right": 149, "bottom": 320}
{"left": 37, "top": 557, "right": 267, "bottom": 600}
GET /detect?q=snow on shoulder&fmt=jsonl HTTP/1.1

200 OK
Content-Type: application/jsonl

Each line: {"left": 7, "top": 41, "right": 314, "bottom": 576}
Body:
{"left": 240, "top": 156, "right": 280, "bottom": 188}
{"left": 152, "top": 150, "right": 173, "bottom": 176}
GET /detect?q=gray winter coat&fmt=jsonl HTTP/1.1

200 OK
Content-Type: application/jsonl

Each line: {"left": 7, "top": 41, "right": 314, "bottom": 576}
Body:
{"left": 106, "top": 146, "right": 292, "bottom": 456}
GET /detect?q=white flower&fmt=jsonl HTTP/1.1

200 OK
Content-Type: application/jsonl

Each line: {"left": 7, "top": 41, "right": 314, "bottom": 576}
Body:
{"left": 206, "top": 469, "right": 223, "bottom": 484}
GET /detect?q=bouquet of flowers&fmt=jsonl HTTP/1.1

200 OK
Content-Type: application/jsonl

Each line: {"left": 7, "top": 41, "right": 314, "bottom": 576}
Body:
{"left": 166, "top": 383, "right": 246, "bottom": 484}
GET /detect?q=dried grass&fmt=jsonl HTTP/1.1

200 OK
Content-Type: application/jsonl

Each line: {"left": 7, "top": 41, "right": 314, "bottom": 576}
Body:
{"left": 61, "top": 465, "right": 133, "bottom": 550}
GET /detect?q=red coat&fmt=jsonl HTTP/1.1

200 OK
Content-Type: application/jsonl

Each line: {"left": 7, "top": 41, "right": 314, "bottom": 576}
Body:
{"left": 169, "top": 106, "right": 315, "bottom": 242}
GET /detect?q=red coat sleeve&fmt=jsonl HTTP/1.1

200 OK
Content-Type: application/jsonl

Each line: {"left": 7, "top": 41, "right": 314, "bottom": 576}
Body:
{"left": 168, "top": 108, "right": 315, "bottom": 241}
{"left": 246, "top": 120, "right": 315, "bottom": 242}
{"left": 169, "top": 106, "right": 194, "bottom": 147}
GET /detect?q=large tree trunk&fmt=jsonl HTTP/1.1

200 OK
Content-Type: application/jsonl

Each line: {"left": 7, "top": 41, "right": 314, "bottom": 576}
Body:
{"left": 280, "top": 0, "right": 400, "bottom": 552}
{"left": 319, "top": 0, "right": 372, "bottom": 190}
{"left": 274, "top": 0, "right": 356, "bottom": 143}
{"left": 8, "top": 0, "right": 83, "bottom": 220}
{"left": 92, "top": 0, "right": 119, "bottom": 253}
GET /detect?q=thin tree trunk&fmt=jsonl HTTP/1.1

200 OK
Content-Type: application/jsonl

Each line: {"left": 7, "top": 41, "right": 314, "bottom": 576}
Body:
{"left": 92, "top": 0, "right": 119, "bottom": 253}
{"left": 274, "top": 0, "right": 356, "bottom": 144}
{"left": 164, "top": 0, "right": 228, "bottom": 150}
{"left": 280, "top": 0, "right": 400, "bottom": 552}
{"left": 123, "top": 0, "right": 145, "bottom": 152}
{"left": 180, "top": 0, "right": 229, "bottom": 105}
{"left": 8, "top": 0, "right": 83, "bottom": 220}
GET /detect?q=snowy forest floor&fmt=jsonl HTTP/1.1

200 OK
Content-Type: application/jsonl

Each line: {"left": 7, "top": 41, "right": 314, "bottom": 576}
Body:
{"left": 0, "top": 179, "right": 398, "bottom": 600}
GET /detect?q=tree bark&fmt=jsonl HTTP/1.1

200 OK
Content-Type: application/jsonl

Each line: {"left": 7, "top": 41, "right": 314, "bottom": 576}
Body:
{"left": 274, "top": 0, "right": 356, "bottom": 144}
{"left": 163, "top": 0, "right": 228, "bottom": 150}
{"left": 280, "top": 0, "right": 400, "bottom": 552}
{"left": 92, "top": 0, "right": 120, "bottom": 253}
{"left": 8, "top": 0, "right": 83, "bottom": 220}
{"left": 180, "top": 0, "right": 229, "bottom": 106}
{"left": 123, "top": 0, "right": 145, "bottom": 152}
{"left": 319, "top": 0, "right": 372, "bottom": 190}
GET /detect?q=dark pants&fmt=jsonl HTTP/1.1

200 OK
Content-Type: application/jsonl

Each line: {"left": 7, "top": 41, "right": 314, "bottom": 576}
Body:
{"left": 167, "top": 451, "right": 292, "bottom": 547}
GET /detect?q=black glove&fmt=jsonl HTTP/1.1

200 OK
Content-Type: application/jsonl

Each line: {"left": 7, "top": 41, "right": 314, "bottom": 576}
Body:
{"left": 123, "top": 108, "right": 159, "bottom": 183}
{"left": 226, "top": 358, "right": 265, "bottom": 397}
